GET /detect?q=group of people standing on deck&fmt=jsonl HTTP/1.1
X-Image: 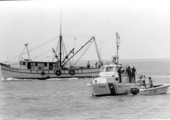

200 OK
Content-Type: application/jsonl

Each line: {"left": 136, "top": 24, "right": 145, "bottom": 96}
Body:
{"left": 117, "top": 65, "right": 154, "bottom": 88}
{"left": 117, "top": 66, "right": 137, "bottom": 83}
{"left": 126, "top": 66, "right": 137, "bottom": 83}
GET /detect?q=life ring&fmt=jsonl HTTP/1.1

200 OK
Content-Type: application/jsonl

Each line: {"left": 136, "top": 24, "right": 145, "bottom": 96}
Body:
{"left": 69, "top": 69, "right": 75, "bottom": 75}
{"left": 56, "top": 70, "right": 61, "bottom": 76}
{"left": 41, "top": 71, "right": 45, "bottom": 76}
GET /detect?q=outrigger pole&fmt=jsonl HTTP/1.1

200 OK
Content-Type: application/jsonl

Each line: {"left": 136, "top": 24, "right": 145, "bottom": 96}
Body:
{"left": 62, "top": 36, "right": 102, "bottom": 67}
{"left": 93, "top": 37, "right": 102, "bottom": 65}
{"left": 62, "top": 37, "right": 94, "bottom": 67}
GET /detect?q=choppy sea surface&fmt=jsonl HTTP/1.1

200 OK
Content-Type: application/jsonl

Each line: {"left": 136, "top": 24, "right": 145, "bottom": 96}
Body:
{"left": 1, "top": 60, "right": 170, "bottom": 120}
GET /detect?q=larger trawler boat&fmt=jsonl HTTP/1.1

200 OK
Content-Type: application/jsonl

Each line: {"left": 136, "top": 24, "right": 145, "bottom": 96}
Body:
{"left": 0, "top": 25, "right": 103, "bottom": 80}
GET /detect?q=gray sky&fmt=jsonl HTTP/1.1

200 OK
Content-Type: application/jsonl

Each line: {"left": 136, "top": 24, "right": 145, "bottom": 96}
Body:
{"left": 1, "top": 0, "right": 170, "bottom": 62}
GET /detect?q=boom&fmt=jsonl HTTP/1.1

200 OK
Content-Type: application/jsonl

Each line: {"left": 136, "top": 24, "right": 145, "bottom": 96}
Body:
{"left": 62, "top": 37, "right": 94, "bottom": 66}
{"left": 92, "top": 37, "right": 102, "bottom": 65}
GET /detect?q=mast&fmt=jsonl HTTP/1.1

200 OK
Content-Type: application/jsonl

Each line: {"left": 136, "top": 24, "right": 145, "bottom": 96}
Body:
{"left": 25, "top": 43, "right": 30, "bottom": 60}
{"left": 59, "top": 11, "right": 63, "bottom": 68}
{"left": 116, "top": 32, "right": 120, "bottom": 64}
{"left": 59, "top": 23, "right": 62, "bottom": 67}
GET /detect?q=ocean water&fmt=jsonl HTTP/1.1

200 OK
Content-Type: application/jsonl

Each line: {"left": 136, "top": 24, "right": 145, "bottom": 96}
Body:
{"left": 1, "top": 60, "right": 170, "bottom": 120}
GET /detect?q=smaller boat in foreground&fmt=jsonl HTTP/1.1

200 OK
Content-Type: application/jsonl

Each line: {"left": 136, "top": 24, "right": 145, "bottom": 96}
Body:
{"left": 129, "top": 75, "right": 170, "bottom": 95}
{"left": 130, "top": 84, "right": 170, "bottom": 95}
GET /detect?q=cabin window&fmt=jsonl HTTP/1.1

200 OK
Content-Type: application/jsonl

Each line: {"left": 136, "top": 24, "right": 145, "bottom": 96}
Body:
{"left": 100, "top": 67, "right": 105, "bottom": 72}
{"left": 35, "top": 62, "right": 38, "bottom": 66}
{"left": 49, "top": 63, "right": 53, "bottom": 66}
{"left": 38, "top": 66, "right": 42, "bottom": 70}
{"left": 44, "top": 63, "right": 47, "bottom": 67}
{"left": 23, "top": 62, "right": 25, "bottom": 65}
{"left": 106, "top": 66, "right": 115, "bottom": 72}
{"left": 27, "top": 62, "right": 31, "bottom": 69}
{"left": 49, "top": 66, "right": 53, "bottom": 70}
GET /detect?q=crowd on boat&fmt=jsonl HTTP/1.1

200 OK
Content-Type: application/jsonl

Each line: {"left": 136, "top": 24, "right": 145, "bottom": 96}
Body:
{"left": 138, "top": 76, "right": 153, "bottom": 88}
{"left": 116, "top": 65, "right": 154, "bottom": 88}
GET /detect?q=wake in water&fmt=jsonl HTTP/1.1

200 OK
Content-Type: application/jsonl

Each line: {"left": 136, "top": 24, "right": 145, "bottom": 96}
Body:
{"left": 1, "top": 77, "right": 34, "bottom": 81}
{"left": 41, "top": 77, "right": 78, "bottom": 81}
{"left": 0, "top": 77, "right": 81, "bottom": 82}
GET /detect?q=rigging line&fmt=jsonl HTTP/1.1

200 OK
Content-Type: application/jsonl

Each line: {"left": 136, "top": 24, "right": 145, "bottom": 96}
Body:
{"left": 73, "top": 41, "right": 92, "bottom": 65}
{"left": 29, "top": 36, "right": 58, "bottom": 52}
{"left": 71, "top": 37, "right": 76, "bottom": 63}
{"left": 33, "top": 49, "right": 53, "bottom": 59}
{"left": 73, "top": 37, "right": 76, "bottom": 50}
{"left": 9, "top": 62, "right": 19, "bottom": 65}
{"left": 45, "top": 55, "right": 54, "bottom": 58}
{"left": 18, "top": 46, "right": 26, "bottom": 60}
{"left": 4, "top": 36, "right": 59, "bottom": 63}
{"left": 62, "top": 35, "right": 94, "bottom": 38}
{"left": 55, "top": 38, "right": 60, "bottom": 54}
{"left": 62, "top": 40, "right": 71, "bottom": 65}
{"left": 4, "top": 46, "right": 26, "bottom": 62}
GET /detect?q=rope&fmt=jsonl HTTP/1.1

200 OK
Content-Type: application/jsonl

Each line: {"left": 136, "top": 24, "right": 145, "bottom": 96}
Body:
{"left": 33, "top": 49, "right": 53, "bottom": 59}
{"left": 29, "top": 36, "right": 58, "bottom": 52}
{"left": 18, "top": 47, "right": 26, "bottom": 60}
{"left": 3, "top": 36, "right": 58, "bottom": 63}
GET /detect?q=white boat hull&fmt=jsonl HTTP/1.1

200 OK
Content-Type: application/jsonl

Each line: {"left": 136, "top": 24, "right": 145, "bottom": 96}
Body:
{"left": 139, "top": 84, "right": 170, "bottom": 95}
{"left": 0, "top": 64, "right": 100, "bottom": 80}
{"left": 89, "top": 82, "right": 139, "bottom": 96}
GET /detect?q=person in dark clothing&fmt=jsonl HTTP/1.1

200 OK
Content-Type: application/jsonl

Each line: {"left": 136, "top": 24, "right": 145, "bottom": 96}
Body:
{"left": 87, "top": 61, "right": 90, "bottom": 68}
{"left": 126, "top": 66, "right": 132, "bottom": 83}
{"left": 131, "top": 67, "right": 137, "bottom": 83}
{"left": 117, "top": 67, "right": 122, "bottom": 83}
{"left": 142, "top": 80, "right": 147, "bottom": 88}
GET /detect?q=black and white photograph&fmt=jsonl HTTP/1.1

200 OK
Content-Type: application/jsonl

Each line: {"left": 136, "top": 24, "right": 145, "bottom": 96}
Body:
{"left": 1, "top": 0, "right": 170, "bottom": 119}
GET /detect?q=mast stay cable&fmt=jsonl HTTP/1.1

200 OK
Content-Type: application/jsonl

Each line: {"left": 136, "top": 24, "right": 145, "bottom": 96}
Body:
{"left": 3, "top": 36, "right": 58, "bottom": 63}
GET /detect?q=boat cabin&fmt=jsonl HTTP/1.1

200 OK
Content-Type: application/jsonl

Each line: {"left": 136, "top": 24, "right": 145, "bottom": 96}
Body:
{"left": 93, "top": 64, "right": 129, "bottom": 83}
{"left": 99, "top": 64, "right": 120, "bottom": 77}
{"left": 19, "top": 59, "right": 60, "bottom": 71}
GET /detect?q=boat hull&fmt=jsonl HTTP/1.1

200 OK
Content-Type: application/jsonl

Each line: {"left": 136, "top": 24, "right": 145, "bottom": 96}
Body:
{"left": 89, "top": 82, "right": 139, "bottom": 96}
{"left": 139, "top": 84, "right": 170, "bottom": 95}
{"left": 0, "top": 63, "right": 100, "bottom": 80}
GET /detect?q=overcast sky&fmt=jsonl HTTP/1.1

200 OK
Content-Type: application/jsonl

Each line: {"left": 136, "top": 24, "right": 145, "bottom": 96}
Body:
{"left": 0, "top": 0, "right": 170, "bottom": 62}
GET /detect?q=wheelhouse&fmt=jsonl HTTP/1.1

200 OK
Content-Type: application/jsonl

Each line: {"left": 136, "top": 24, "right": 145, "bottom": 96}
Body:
{"left": 100, "top": 64, "right": 118, "bottom": 73}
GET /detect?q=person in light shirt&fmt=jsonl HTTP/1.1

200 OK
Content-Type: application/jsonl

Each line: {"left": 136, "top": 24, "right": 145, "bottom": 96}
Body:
{"left": 148, "top": 77, "right": 153, "bottom": 88}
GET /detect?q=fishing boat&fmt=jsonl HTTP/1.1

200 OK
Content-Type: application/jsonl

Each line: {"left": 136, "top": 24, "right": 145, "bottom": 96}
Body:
{"left": 0, "top": 25, "right": 103, "bottom": 80}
